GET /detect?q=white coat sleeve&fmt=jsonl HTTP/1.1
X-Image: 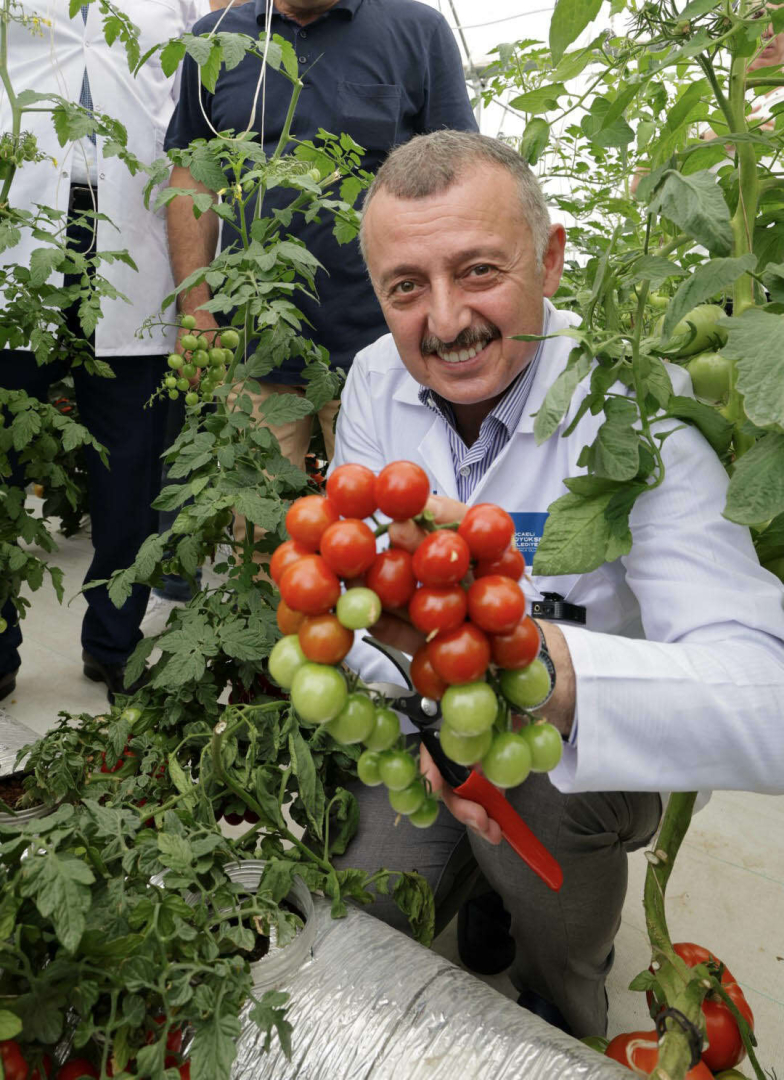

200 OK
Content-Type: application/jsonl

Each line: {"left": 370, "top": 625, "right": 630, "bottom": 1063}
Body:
{"left": 550, "top": 422, "right": 784, "bottom": 795}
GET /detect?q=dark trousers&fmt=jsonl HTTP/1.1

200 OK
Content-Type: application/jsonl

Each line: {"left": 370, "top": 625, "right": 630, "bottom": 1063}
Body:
{"left": 0, "top": 186, "right": 168, "bottom": 673}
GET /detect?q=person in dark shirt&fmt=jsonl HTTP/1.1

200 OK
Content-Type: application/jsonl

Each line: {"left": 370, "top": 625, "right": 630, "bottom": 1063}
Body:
{"left": 163, "top": 0, "right": 477, "bottom": 485}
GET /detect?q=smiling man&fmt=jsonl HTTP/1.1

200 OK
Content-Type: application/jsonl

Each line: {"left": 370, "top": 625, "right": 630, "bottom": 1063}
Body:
{"left": 331, "top": 130, "right": 784, "bottom": 1038}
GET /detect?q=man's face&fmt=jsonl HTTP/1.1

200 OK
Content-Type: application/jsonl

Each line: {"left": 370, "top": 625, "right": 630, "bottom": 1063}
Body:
{"left": 750, "top": 4, "right": 784, "bottom": 70}
{"left": 274, "top": 0, "right": 339, "bottom": 20}
{"left": 362, "top": 164, "right": 565, "bottom": 411}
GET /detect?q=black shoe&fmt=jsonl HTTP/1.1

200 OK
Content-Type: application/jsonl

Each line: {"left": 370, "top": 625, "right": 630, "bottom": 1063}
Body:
{"left": 457, "top": 890, "right": 516, "bottom": 975}
{"left": 0, "top": 668, "right": 18, "bottom": 702}
{"left": 82, "top": 651, "right": 149, "bottom": 705}
{"left": 517, "top": 990, "right": 574, "bottom": 1036}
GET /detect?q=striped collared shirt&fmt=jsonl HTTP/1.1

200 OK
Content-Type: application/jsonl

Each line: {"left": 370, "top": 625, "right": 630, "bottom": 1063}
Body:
{"left": 418, "top": 305, "right": 550, "bottom": 501}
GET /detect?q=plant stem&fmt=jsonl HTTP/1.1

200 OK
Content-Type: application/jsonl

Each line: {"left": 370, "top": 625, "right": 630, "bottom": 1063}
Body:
{"left": 0, "top": 0, "right": 21, "bottom": 205}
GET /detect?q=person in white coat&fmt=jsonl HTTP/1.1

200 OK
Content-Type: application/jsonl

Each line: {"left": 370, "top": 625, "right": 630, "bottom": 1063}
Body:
{"left": 330, "top": 130, "right": 784, "bottom": 1038}
{"left": 0, "top": 0, "right": 209, "bottom": 702}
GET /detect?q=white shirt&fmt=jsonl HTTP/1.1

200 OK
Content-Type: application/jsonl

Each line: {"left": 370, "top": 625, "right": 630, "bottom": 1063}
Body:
{"left": 334, "top": 299, "right": 784, "bottom": 796}
{"left": 0, "top": 0, "right": 210, "bottom": 356}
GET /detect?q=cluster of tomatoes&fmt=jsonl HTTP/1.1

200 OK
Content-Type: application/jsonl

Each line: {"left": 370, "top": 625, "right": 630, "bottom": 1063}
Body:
{"left": 159, "top": 315, "right": 240, "bottom": 405}
{"left": 0, "top": 1030, "right": 189, "bottom": 1080}
{"left": 267, "top": 460, "right": 563, "bottom": 828}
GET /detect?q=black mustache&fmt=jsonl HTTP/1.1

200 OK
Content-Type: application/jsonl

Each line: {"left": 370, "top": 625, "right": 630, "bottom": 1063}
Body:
{"left": 421, "top": 325, "right": 500, "bottom": 355}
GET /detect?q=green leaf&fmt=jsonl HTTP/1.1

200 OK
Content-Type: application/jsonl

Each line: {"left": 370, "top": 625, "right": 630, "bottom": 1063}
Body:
{"left": 533, "top": 348, "right": 592, "bottom": 445}
{"left": 259, "top": 393, "right": 314, "bottom": 426}
{"left": 509, "top": 83, "right": 568, "bottom": 115}
{"left": 724, "top": 433, "right": 784, "bottom": 525}
{"left": 0, "top": 1010, "right": 23, "bottom": 1040}
{"left": 755, "top": 511, "right": 784, "bottom": 564}
{"left": 762, "top": 261, "right": 784, "bottom": 304}
{"left": 648, "top": 171, "right": 733, "bottom": 256}
{"left": 628, "top": 969, "right": 659, "bottom": 992}
{"left": 19, "top": 851, "right": 95, "bottom": 953}
{"left": 160, "top": 38, "right": 186, "bottom": 77}
{"left": 549, "top": 0, "right": 604, "bottom": 63}
{"left": 392, "top": 871, "right": 435, "bottom": 947}
{"left": 232, "top": 491, "right": 283, "bottom": 529}
{"left": 584, "top": 398, "right": 640, "bottom": 481}
{"left": 666, "top": 395, "right": 733, "bottom": 457}
{"left": 249, "top": 990, "right": 293, "bottom": 1059}
{"left": 325, "top": 787, "right": 359, "bottom": 856}
{"left": 218, "top": 622, "right": 267, "bottom": 661}
{"left": 29, "top": 246, "right": 64, "bottom": 287}
{"left": 720, "top": 308, "right": 784, "bottom": 428}
{"left": 157, "top": 832, "right": 194, "bottom": 871}
{"left": 254, "top": 767, "right": 285, "bottom": 829}
{"left": 630, "top": 256, "right": 687, "bottom": 289}
{"left": 533, "top": 488, "right": 634, "bottom": 575}
{"left": 289, "top": 730, "right": 324, "bottom": 839}
{"left": 662, "top": 256, "right": 756, "bottom": 341}
{"left": 187, "top": 144, "right": 227, "bottom": 192}
{"left": 520, "top": 118, "right": 550, "bottom": 165}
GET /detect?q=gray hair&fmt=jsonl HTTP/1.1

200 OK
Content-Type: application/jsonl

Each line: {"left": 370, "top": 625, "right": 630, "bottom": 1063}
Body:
{"left": 359, "top": 130, "right": 551, "bottom": 264}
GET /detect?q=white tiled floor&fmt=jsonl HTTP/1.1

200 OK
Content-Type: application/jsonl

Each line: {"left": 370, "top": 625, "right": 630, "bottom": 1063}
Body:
{"left": 4, "top": 510, "right": 783, "bottom": 1075}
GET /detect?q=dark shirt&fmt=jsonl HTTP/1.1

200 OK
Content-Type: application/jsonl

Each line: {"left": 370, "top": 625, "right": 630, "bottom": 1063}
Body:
{"left": 165, "top": 0, "right": 478, "bottom": 384}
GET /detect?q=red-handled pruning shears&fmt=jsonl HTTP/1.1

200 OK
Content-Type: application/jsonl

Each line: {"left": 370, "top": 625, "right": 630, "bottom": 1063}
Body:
{"left": 363, "top": 637, "right": 563, "bottom": 893}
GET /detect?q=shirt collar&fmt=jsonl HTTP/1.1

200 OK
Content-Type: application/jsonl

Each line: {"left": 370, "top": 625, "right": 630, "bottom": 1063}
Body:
{"left": 417, "top": 303, "right": 551, "bottom": 438}
{"left": 256, "top": 0, "right": 362, "bottom": 23}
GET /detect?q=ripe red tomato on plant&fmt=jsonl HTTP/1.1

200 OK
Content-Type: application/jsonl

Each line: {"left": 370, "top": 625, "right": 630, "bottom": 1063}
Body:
{"left": 298, "top": 613, "right": 354, "bottom": 664}
{"left": 490, "top": 615, "right": 540, "bottom": 670}
{"left": 285, "top": 495, "right": 339, "bottom": 550}
{"left": 474, "top": 545, "right": 525, "bottom": 581}
{"left": 412, "top": 530, "right": 471, "bottom": 587}
{"left": 56, "top": 1061, "right": 99, "bottom": 1080}
{"left": 30, "top": 1054, "right": 52, "bottom": 1080}
{"left": 605, "top": 1031, "right": 712, "bottom": 1077}
{"left": 428, "top": 623, "right": 491, "bottom": 685}
{"left": 466, "top": 575, "right": 525, "bottom": 634}
{"left": 408, "top": 585, "right": 467, "bottom": 636}
{"left": 365, "top": 548, "right": 417, "bottom": 609}
{"left": 276, "top": 598, "right": 305, "bottom": 635}
{"left": 319, "top": 518, "right": 377, "bottom": 578}
{"left": 150, "top": 1018, "right": 183, "bottom": 1055}
{"left": 270, "top": 539, "right": 311, "bottom": 585}
{"left": 410, "top": 644, "right": 449, "bottom": 700}
{"left": 457, "top": 503, "right": 515, "bottom": 561}
{"left": 326, "top": 463, "right": 377, "bottom": 518}
{"left": 100, "top": 746, "right": 136, "bottom": 774}
{"left": 374, "top": 461, "right": 430, "bottom": 520}
{"left": 0, "top": 1041, "right": 30, "bottom": 1080}
{"left": 279, "top": 555, "right": 341, "bottom": 615}
{"left": 648, "top": 943, "right": 754, "bottom": 1072}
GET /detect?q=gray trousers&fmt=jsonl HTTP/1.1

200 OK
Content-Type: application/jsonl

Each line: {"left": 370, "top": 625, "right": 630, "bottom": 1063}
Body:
{"left": 334, "top": 765, "right": 661, "bottom": 1038}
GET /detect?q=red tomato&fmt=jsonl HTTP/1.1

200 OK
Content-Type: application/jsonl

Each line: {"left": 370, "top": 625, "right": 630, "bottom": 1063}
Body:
{"left": 408, "top": 585, "right": 467, "bottom": 636}
{"left": 410, "top": 644, "right": 449, "bottom": 700}
{"left": 150, "top": 1018, "right": 183, "bottom": 1055}
{"left": 298, "top": 613, "right": 354, "bottom": 664}
{"left": 326, "top": 463, "right": 378, "bottom": 518}
{"left": 428, "top": 623, "right": 491, "bottom": 685}
{"left": 474, "top": 545, "right": 526, "bottom": 581}
{"left": 412, "top": 531, "right": 471, "bottom": 587}
{"left": 319, "top": 519, "right": 377, "bottom": 578}
{"left": 0, "top": 1041, "right": 29, "bottom": 1080}
{"left": 269, "top": 539, "right": 311, "bottom": 584}
{"left": 99, "top": 746, "right": 136, "bottom": 774}
{"left": 276, "top": 598, "right": 305, "bottom": 635}
{"left": 458, "top": 503, "right": 515, "bottom": 561}
{"left": 285, "top": 495, "right": 339, "bottom": 550}
{"left": 490, "top": 615, "right": 540, "bottom": 670}
{"left": 279, "top": 555, "right": 341, "bottom": 615}
{"left": 30, "top": 1054, "right": 52, "bottom": 1080}
{"left": 365, "top": 548, "right": 417, "bottom": 609}
{"left": 466, "top": 575, "right": 525, "bottom": 634}
{"left": 605, "top": 1031, "right": 712, "bottom": 1078}
{"left": 56, "top": 1062, "right": 99, "bottom": 1080}
{"left": 648, "top": 943, "right": 754, "bottom": 1072}
{"left": 374, "top": 461, "right": 430, "bottom": 520}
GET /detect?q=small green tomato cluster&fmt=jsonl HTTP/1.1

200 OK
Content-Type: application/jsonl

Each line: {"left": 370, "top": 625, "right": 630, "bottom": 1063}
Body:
{"left": 160, "top": 316, "right": 240, "bottom": 405}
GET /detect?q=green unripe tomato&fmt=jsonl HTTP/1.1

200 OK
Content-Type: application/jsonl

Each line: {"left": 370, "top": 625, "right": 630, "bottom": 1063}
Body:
{"left": 176, "top": 377, "right": 190, "bottom": 392}
{"left": 409, "top": 796, "right": 439, "bottom": 828}
{"left": 500, "top": 659, "right": 553, "bottom": 710}
{"left": 388, "top": 781, "right": 426, "bottom": 816}
{"left": 687, "top": 350, "right": 732, "bottom": 402}
{"left": 193, "top": 349, "right": 209, "bottom": 367}
{"left": 481, "top": 732, "right": 532, "bottom": 789}
{"left": 167, "top": 353, "right": 184, "bottom": 370}
{"left": 180, "top": 333, "right": 200, "bottom": 353}
{"left": 168, "top": 389, "right": 179, "bottom": 400}
{"left": 181, "top": 362, "right": 197, "bottom": 379}
{"left": 364, "top": 706, "right": 400, "bottom": 752}
{"left": 268, "top": 634, "right": 307, "bottom": 690}
{"left": 185, "top": 391, "right": 199, "bottom": 407}
{"left": 165, "top": 376, "right": 177, "bottom": 389}
{"left": 357, "top": 749, "right": 383, "bottom": 786}
{"left": 290, "top": 662, "right": 347, "bottom": 724}
{"left": 661, "top": 303, "right": 727, "bottom": 357}
{"left": 221, "top": 328, "right": 239, "bottom": 349}
{"left": 647, "top": 292, "right": 668, "bottom": 310}
{"left": 326, "top": 692, "right": 376, "bottom": 745}
{"left": 520, "top": 720, "right": 563, "bottom": 772}
{"left": 0, "top": 617, "right": 8, "bottom": 634}
{"left": 441, "top": 681, "right": 498, "bottom": 736}
{"left": 377, "top": 749, "right": 418, "bottom": 792}
{"left": 336, "top": 587, "right": 382, "bottom": 630}
{"left": 208, "top": 348, "right": 224, "bottom": 366}
{"left": 180, "top": 314, "right": 196, "bottom": 330}
{"left": 438, "top": 724, "right": 493, "bottom": 767}
{"left": 213, "top": 363, "right": 227, "bottom": 379}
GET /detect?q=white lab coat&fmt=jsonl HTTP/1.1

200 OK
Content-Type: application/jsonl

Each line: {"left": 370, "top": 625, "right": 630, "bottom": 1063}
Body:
{"left": 0, "top": 0, "right": 210, "bottom": 356}
{"left": 333, "top": 299, "right": 784, "bottom": 795}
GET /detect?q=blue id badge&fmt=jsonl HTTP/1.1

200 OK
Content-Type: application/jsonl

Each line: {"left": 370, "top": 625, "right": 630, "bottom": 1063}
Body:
{"left": 509, "top": 512, "right": 549, "bottom": 565}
